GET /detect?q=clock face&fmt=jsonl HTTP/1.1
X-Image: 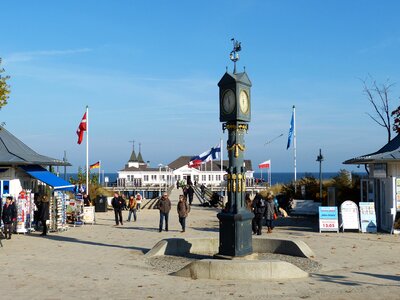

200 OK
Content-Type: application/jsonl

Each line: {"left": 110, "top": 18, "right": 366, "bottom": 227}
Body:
{"left": 239, "top": 90, "right": 249, "bottom": 114}
{"left": 222, "top": 89, "right": 236, "bottom": 114}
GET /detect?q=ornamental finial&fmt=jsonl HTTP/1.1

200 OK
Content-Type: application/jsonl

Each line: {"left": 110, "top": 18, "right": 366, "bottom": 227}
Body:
{"left": 229, "top": 38, "right": 241, "bottom": 74}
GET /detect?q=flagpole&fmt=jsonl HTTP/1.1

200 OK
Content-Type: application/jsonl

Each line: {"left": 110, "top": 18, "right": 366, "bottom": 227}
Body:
{"left": 269, "top": 161, "right": 272, "bottom": 187}
{"left": 98, "top": 160, "right": 101, "bottom": 184}
{"left": 86, "top": 105, "right": 89, "bottom": 195}
{"left": 293, "top": 105, "right": 297, "bottom": 193}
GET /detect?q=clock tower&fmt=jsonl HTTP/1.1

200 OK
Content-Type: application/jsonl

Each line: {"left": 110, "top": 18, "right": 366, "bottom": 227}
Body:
{"left": 217, "top": 39, "right": 253, "bottom": 257}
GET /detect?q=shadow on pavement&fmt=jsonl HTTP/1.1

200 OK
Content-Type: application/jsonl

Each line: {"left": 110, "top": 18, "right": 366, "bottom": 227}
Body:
{"left": 312, "top": 273, "right": 400, "bottom": 287}
{"left": 190, "top": 227, "right": 219, "bottom": 232}
{"left": 275, "top": 215, "right": 319, "bottom": 232}
{"left": 353, "top": 271, "right": 400, "bottom": 282}
{"left": 26, "top": 233, "right": 149, "bottom": 253}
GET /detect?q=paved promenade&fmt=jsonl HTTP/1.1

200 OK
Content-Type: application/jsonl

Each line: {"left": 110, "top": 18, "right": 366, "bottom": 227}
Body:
{"left": 1, "top": 194, "right": 399, "bottom": 300}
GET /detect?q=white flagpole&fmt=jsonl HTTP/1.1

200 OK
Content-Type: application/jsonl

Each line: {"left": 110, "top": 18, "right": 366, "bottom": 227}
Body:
{"left": 293, "top": 105, "right": 297, "bottom": 193}
{"left": 269, "top": 161, "right": 271, "bottom": 187}
{"left": 86, "top": 105, "right": 89, "bottom": 195}
{"left": 98, "top": 160, "right": 101, "bottom": 184}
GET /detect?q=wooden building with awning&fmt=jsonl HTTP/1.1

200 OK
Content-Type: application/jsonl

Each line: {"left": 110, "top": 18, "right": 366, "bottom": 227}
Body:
{"left": 0, "top": 126, "right": 73, "bottom": 196}
{"left": 344, "top": 134, "right": 400, "bottom": 232}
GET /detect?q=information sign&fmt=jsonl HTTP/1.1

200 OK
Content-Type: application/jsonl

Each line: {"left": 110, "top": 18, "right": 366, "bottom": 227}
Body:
{"left": 340, "top": 200, "right": 360, "bottom": 232}
{"left": 319, "top": 206, "right": 339, "bottom": 233}
{"left": 83, "top": 206, "right": 95, "bottom": 224}
{"left": 359, "top": 202, "right": 377, "bottom": 233}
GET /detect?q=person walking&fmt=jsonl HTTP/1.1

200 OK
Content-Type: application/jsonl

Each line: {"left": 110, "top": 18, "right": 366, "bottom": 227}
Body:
{"left": 155, "top": 192, "right": 171, "bottom": 232}
{"left": 265, "top": 191, "right": 279, "bottom": 233}
{"left": 83, "top": 193, "right": 91, "bottom": 206}
{"left": 1, "top": 196, "right": 17, "bottom": 239}
{"left": 40, "top": 195, "right": 50, "bottom": 236}
{"left": 187, "top": 184, "right": 194, "bottom": 205}
{"left": 135, "top": 193, "right": 142, "bottom": 211}
{"left": 177, "top": 195, "right": 190, "bottom": 232}
{"left": 245, "top": 193, "right": 252, "bottom": 211}
{"left": 251, "top": 193, "right": 266, "bottom": 235}
{"left": 111, "top": 192, "right": 124, "bottom": 226}
{"left": 127, "top": 195, "right": 137, "bottom": 222}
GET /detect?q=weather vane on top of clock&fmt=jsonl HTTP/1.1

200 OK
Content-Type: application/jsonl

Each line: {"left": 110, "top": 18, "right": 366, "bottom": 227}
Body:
{"left": 230, "top": 38, "right": 242, "bottom": 74}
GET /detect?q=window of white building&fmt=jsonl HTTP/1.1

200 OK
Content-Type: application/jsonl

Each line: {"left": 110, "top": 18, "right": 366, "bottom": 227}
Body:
{"left": 151, "top": 175, "right": 157, "bottom": 181}
{"left": 144, "top": 175, "right": 149, "bottom": 182}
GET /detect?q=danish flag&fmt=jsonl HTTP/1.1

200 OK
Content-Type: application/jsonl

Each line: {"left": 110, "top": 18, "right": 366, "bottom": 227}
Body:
{"left": 76, "top": 112, "right": 87, "bottom": 144}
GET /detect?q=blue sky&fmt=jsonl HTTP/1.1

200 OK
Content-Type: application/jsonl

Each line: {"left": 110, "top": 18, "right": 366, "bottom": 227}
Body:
{"left": 1, "top": 1, "right": 399, "bottom": 173}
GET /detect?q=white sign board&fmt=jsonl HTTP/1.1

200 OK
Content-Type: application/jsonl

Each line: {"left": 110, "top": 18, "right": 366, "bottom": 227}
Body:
{"left": 340, "top": 200, "right": 360, "bottom": 232}
{"left": 359, "top": 202, "right": 377, "bottom": 233}
{"left": 319, "top": 206, "right": 339, "bottom": 233}
{"left": 83, "top": 206, "right": 95, "bottom": 224}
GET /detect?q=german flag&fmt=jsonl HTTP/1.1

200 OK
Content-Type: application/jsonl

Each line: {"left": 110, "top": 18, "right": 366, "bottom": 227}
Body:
{"left": 90, "top": 161, "right": 100, "bottom": 169}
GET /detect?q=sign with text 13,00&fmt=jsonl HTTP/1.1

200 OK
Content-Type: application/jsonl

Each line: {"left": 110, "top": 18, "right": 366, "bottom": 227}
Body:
{"left": 319, "top": 206, "right": 339, "bottom": 233}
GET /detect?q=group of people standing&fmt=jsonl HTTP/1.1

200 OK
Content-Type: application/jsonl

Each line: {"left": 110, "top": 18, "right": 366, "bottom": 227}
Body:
{"left": 111, "top": 191, "right": 190, "bottom": 233}
{"left": 1, "top": 193, "right": 50, "bottom": 240}
{"left": 154, "top": 193, "right": 190, "bottom": 233}
{"left": 111, "top": 192, "right": 142, "bottom": 226}
{"left": 246, "top": 191, "right": 279, "bottom": 235}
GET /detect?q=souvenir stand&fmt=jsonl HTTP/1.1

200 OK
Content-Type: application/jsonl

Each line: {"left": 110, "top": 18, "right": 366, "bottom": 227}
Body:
{"left": 20, "top": 165, "right": 75, "bottom": 233}
{"left": 15, "top": 190, "right": 34, "bottom": 234}
{"left": 49, "top": 191, "right": 70, "bottom": 232}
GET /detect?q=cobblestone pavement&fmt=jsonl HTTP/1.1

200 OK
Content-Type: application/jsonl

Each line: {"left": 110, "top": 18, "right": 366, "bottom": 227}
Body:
{"left": 1, "top": 203, "right": 399, "bottom": 300}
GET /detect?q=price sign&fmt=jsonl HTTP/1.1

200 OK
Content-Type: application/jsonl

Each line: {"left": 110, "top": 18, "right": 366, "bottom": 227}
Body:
{"left": 319, "top": 207, "right": 339, "bottom": 233}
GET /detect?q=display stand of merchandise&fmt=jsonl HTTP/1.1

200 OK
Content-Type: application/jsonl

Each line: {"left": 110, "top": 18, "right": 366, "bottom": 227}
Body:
{"left": 16, "top": 191, "right": 33, "bottom": 234}
{"left": 50, "top": 192, "right": 69, "bottom": 232}
{"left": 55, "top": 192, "right": 68, "bottom": 232}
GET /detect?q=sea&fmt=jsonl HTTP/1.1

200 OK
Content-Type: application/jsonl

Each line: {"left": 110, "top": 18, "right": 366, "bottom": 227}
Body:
{"left": 65, "top": 172, "right": 367, "bottom": 186}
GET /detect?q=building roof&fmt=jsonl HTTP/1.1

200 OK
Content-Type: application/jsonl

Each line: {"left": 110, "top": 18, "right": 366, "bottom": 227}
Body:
{"left": 137, "top": 152, "right": 144, "bottom": 163}
{"left": 168, "top": 156, "right": 253, "bottom": 171}
{"left": 343, "top": 134, "right": 400, "bottom": 164}
{"left": 128, "top": 149, "right": 137, "bottom": 162}
{"left": 119, "top": 164, "right": 159, "bottom": 172}
{"left": 0, "top": 127, "right": 70, "bottom": 166}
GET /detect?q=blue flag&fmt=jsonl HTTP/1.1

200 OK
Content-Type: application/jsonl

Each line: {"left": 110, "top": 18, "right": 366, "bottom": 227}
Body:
{"left": 287, "top": 111, "right": 294, "bottom": 149}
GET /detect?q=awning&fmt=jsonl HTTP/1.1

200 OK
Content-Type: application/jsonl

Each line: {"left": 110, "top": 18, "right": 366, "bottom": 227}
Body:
{"left": 21, "top": 165, "right": 75, "bottom": 191}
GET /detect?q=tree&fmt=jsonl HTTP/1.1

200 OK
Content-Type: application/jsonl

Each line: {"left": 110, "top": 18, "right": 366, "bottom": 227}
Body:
{"left": 391, "top": 105, "right": 400, "bottom": 134}
{"left": 362, "top": 76, "right": 395, "bottom": 143}
{"left": 0, "top": 58, "right": 11, "bottom": 109}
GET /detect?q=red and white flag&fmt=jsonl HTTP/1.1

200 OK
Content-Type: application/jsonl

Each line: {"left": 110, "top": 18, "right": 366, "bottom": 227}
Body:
{"left": 258, "top": 160, "right": 271, "bottom": 169}
{"left": 76, "top": 112, "right": 87, "bottom": 144}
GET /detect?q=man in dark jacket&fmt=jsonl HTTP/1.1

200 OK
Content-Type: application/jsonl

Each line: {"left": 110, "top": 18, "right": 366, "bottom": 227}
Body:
{"left": 2, "top": 196, "right": 17, "bottom": 239}
{"left": 111, "top": 192, "right": 124, "bottom": 226}
{"left": 251, "top": 193, "right": 266, "bottom": 235}
{"left": 40, "top": 195, "right": 50, "bottom": 236}
{"left": 156, "top": 192, "right": 171, "bottom": 232}
{"left": 187, "top": 184, "right": 194, "bottom": 205}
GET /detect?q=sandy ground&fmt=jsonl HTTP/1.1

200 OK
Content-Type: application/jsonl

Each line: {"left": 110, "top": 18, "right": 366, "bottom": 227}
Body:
{"left": 1, "top": 200, "right": 399, "bottom": 300}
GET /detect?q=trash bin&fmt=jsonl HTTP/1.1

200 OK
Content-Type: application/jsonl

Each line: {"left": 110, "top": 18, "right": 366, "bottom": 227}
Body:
{"left": 95, "top": 195, "right": 108, "bottom": 212}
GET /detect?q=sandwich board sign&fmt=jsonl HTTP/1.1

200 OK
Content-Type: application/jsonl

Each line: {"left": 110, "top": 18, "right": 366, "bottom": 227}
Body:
{"left": 359, "top": 202, "right": 377, "bottom": 233}
{"left": 319, "top": 206, "right": 339, "bottom": 233}
{"left": 340, "top": 200, "right": 360, "bottom": 232}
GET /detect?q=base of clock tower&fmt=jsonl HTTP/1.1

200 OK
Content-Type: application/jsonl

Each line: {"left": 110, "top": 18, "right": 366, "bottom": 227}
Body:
{"left": 217, "top": 210, "right": 253, "bottom": 257}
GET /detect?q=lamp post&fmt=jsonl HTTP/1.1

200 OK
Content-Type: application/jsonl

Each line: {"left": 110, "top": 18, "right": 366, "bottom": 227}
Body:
{"left": 158, "top": 163, "right": 163, "bottom": 196}
{"left": 316, "top": 149, "right": 324, "bottom": 202}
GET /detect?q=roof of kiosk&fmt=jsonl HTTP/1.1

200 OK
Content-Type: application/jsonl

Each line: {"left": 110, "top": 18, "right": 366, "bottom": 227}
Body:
{"left": 0, "top": 126, "right": 70, "bottom": 166}
{"left": 344, "top": 134, "right": 400, "bottom": 164}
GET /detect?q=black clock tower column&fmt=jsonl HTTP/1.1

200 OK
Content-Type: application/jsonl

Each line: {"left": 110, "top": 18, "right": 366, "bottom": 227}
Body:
{"left": 217, "top": 40, "right": 253, "bottom": 257}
